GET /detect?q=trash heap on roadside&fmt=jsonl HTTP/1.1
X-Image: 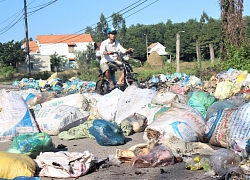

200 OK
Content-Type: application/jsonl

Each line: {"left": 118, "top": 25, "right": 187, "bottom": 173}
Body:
{"left": 1, "top": 68, "right": 250, "bottom": 179}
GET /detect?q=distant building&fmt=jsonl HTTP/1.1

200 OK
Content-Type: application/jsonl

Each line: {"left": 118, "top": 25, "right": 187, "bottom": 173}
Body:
{"left": 148, "top": 42, "right": 168, "bottom": 55}
{"left": 148, "top": 42, "right": 171, "bottom": 63}
{"left": 20, "top": 34, "right": 94, "bottom": 72}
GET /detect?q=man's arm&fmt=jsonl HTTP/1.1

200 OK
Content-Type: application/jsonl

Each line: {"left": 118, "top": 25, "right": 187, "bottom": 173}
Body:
{"left": 117, "top": 42, "right": 133, "bottom": 54}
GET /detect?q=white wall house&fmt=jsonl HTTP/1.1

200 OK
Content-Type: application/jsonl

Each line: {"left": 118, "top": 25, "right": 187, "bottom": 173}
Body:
{"left": 148, "top": 42, "right": 171, "bottom": 62}
{"left": 20, "top": 34, "right": 94, "bottom": 72}
{"left": 148, "top": 42, "right": 168, "bottom": 55}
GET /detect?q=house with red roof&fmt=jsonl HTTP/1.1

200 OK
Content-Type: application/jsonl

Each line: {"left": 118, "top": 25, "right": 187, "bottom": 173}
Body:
{"left": 20, "top": 34, "right": 94, "bottom": 72}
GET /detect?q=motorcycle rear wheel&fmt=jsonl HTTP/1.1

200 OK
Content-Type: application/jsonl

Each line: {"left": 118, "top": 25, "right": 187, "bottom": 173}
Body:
{"left": 96, "top": 79, "right": 110, "bottom": 95}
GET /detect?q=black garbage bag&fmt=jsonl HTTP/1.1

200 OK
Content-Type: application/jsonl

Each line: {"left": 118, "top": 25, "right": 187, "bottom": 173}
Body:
{"left": 89, "top": 119, "right": 125, "bottom": 146}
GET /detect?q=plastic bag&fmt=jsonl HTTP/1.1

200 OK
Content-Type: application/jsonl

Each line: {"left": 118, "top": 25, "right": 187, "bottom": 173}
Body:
{"left": 7, "top": 132, "right": 55, "bottom": 158}
{"left": 209, "top": 148, "right": 241, "bottom": 177}
{"left": 89, "top": 119, "right": 125, "bottom": 146}
{"left": 185, "top": 156, "right": 210, "bottom": 171}
{"left": 120, "top": 113, "right": 147, "bottom": 133}
{"left": 0, "top": 151, "right": 36, "bottom": 179}
{"left": 206, "top": 99, "right": 245, "bottom": 120}
{"left": 188, "top": 91, "right": 216, "bottom": 118}
{"left": 131, "top": 145, "right": 175, "bottom": 168}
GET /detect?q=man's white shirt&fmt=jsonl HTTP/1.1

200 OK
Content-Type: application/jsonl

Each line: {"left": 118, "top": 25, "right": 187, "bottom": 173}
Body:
{"left": 100, "top": 39, "right": 126, "bottom": 64}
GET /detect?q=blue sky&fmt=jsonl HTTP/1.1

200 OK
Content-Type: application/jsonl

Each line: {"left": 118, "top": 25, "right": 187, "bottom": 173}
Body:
{"left": 0, "top": 0, "right": 249, "bottom": 43}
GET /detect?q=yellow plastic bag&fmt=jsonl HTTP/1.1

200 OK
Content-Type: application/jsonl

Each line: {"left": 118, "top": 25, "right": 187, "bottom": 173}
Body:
{"left": 236, "top": 70, "right": 248, "bottom": 84}
{"left": 0, "top": 151, "right": 36, "bottom": 179}
{"left": 214, "top": 80, "right": 233, "bottom": 99}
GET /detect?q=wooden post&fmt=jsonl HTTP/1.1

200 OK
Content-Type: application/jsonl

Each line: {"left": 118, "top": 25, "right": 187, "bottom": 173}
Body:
{"left": 196, "top": 40, "right": 201, "bottom": 69}
{"left": 196, "top": 40, "right": 201, "bottom": 63}
{"left": 209, "top": 43, "right": 215, "bottom": 64}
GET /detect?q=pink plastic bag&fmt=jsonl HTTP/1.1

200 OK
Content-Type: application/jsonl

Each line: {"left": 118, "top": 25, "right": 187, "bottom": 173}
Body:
{"left": 131, "top": 145, "right": 175, "bottom": 168}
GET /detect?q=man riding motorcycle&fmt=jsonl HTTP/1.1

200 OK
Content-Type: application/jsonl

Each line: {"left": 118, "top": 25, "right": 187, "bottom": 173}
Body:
{"left": 99, "top": 27, "right": 133, "bottom": 89}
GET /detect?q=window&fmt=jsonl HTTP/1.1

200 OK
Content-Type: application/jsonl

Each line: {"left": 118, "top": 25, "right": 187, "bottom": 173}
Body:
{"left": 68, "top": 43, "right": 75, "bottom": 53}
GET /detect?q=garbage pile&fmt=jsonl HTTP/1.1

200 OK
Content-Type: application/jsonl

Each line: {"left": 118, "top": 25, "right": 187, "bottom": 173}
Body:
{"left": 1, "top": 68, "right": 250, "bottom": 179}
{"left": 12, "top": 72, "right": 96, "bottom": 94}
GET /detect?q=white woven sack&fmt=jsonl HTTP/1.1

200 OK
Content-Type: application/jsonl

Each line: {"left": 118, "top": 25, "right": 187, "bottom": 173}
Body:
{"left": 115, "top": 85, "right": 157, "bottom": 124}
{"left": 0, "top": 90, "right": 39, "bottom": 141}
{"left": 36, "top": 105, "right": 89, "bottom": 135}
{"left": 97, "top": 88, "right": 123, "bottom": 121}
{"left": 205, "top": 102, "right": 250, "bottom": 148}
{"left": 143, "top": 103, "right": 207, "bottom": 143}
{"left": 41, "top": 93, "right": 89, "bottom": 110}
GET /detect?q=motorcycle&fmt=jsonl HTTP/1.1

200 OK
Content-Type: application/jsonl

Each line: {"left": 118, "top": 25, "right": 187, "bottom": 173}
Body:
{"left": 95, "top": 51, "right": 140, "bottom": 95}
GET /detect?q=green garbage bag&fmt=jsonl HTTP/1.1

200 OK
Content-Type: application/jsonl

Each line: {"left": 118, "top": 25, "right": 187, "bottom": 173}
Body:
{"left": 7, "top": 132, "right": 55, "bottom": 158}
{"left": 188, "top": 91, "right": 216, "bottom": 118}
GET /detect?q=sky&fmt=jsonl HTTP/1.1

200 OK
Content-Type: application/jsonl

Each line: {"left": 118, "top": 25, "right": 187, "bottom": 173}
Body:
{"left": 0, "top": 0, "right": 250, "bottom": 43}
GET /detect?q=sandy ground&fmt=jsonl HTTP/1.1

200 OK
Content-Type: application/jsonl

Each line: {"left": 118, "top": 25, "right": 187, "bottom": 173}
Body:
{"left": 0, "top": 85, "right": 218, "bottom": 180}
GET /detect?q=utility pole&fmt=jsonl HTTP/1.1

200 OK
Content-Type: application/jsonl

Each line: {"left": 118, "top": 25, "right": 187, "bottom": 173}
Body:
{"left": 176, "top": 31, "right": 185, "bottom": 73}
{"left": 144, "top": 34, "right": 148, "bottom": 60}
{"left": 176, "top": 33, "right": 180, "bottom": 73}
{"left": 24, "top": 0, "right": 31, "bottom": 73}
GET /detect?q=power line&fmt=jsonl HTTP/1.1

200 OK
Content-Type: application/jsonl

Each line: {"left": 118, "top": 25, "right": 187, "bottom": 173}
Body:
{"left": 29, "top": 0, "right": 154, "bottom": 50}
{"left": 0, "top": 0, "right": 59, "bottom": 36}
{"left": 28, "top": 0, "right": 58, "bottom": 15}
{"left": 0, "top": 0, "right": 158, "bottom": 49}
{"left": 0, "top": 14, "right": 24, "bottom": 35}
{"left": 125, "top": 0, "right": 159, "bottom": 19}
{"left": 37, "top": 0, "right": 147, "bottom": 45}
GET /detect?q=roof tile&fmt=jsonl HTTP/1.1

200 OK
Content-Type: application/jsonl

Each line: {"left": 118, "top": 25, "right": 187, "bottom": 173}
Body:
{"left": 36, "top": 34, "right": 93, "bottom": 44}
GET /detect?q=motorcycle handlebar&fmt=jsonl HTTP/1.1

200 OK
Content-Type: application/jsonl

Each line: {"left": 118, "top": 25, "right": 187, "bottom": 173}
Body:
{"left": 111, "top": 51, "right": 133, "bottom": 55}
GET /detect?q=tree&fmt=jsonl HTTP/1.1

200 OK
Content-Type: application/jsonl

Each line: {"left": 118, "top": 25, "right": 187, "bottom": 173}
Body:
{"left": 74, "top": 43, "right": 96, "bottom": 72}
{"left": 50, "top": 52, "right": 67, "bottom": 72}
{"left": 86, "top": 43, "right": 96, "bottom": 66}
{"left": 85, "top": 26, "right": 95, "bottom": 39}
{"left": 220, "top": 0, "right": 245, "bottom": 60}
{"left": 199, "top": 12, "right": 221, "bottom": 59}
{"left": 112, "top": 13, "right": 123, "bottom": 29}
{"left": 0, "top": 40, "right": 26, "bottom": 69}
{"left": 95, "top": 13, "right": 108, "bottom": 43}
{"left": 244, "top": 15, "right": 250, "bottom": 41}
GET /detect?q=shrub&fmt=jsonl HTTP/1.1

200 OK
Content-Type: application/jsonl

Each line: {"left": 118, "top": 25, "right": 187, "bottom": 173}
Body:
{"left": 221, "top": 43, "right": 250, "bottom": 71}
{"left": 0, "top": 66, "right": 17, "bottom": 81}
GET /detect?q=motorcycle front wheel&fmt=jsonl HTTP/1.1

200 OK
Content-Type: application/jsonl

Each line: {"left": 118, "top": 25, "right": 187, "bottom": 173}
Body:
{"left": 131, "top": 81, "right": 141, "bottom": 88}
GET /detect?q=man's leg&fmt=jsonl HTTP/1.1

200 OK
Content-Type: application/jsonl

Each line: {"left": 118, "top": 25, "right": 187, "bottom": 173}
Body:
{"left": 114, "top": 60, "right": 124, "bottom": 85}
{"left": 117, "top": 73, "right": 124, "bottom": 84}
{"left": 100, "top": 63, "right": 115, "bottom": 88}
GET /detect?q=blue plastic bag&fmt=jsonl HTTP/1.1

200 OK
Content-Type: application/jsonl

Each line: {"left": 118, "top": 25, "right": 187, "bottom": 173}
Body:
{"left": 89, "top": 119, "right": 125, "bottom": 146}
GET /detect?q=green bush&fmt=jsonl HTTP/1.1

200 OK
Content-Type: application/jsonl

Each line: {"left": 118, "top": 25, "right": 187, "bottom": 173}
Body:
{"left": 128, "top": 60, "right": 141, "bottom": 68}
{"left": 0, "top": 66, "right": 17, "bottom": 81}
{"left": 221, "top": 43, "right": 250, "bottom": 71}
{"left": 90, "top": 60, "right": 100, "bottom": 68}
{"left": 78, "top": 68, "right": 99, "bottom": 82}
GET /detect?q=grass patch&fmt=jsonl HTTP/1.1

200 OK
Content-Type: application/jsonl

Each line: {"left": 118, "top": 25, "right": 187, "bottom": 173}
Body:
{"left": 0, "top": 59, "right": 221, "bottom": 84}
